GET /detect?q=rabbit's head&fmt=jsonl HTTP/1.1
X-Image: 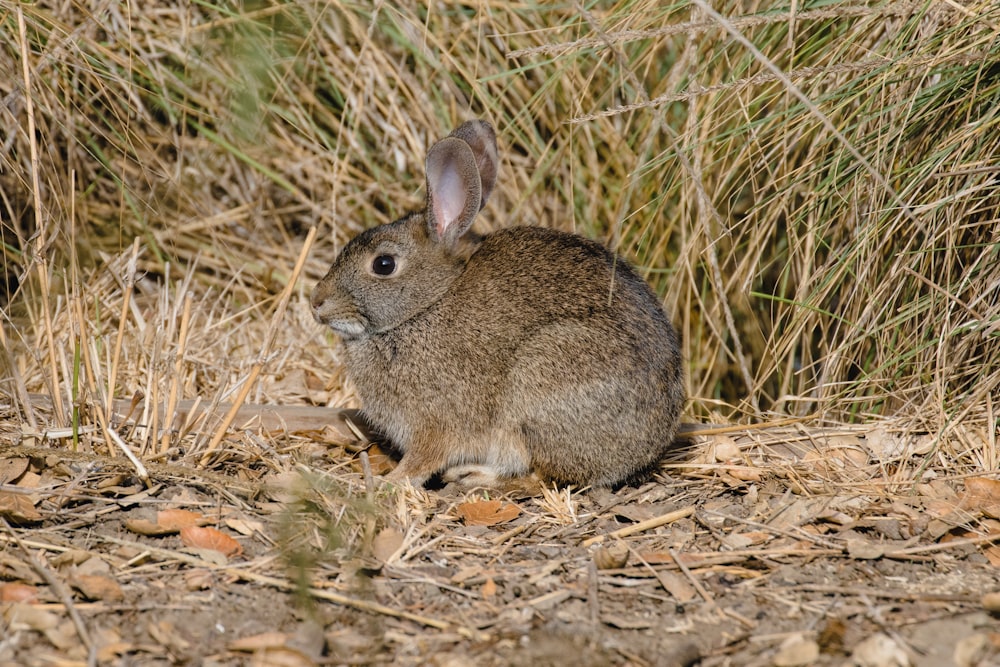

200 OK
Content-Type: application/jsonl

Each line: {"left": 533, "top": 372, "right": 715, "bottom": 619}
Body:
{"left": 311, "top": 121, "right": 498, "bottom": 339}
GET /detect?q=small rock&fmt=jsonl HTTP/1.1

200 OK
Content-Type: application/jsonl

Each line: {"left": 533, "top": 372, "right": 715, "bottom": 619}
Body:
{"left": 593, "top": 539, "right": 628, "bottom": 570}
{"left": 847, "top": 538, "right": 885, "bottom": 560}
{"left": 954, "top": 633, "right": 997, "bottom": 667}
{"left": 981, "top": 591, "right": 1000, "bottom": 614}
{"left": 773, "top": 634, "right": 819, "bottom": 666}
{"left": 851, "top": 633, "right": 910, "bottom": 667}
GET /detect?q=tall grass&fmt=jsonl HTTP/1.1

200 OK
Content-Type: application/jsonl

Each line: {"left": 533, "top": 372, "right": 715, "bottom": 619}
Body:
{"left": 2, "top": 0, "right": 998, "bottom": 450}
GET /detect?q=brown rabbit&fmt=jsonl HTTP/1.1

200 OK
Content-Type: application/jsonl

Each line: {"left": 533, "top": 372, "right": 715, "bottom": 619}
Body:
{"left": 311, "top": 120, "right": 684, "bottom": 489}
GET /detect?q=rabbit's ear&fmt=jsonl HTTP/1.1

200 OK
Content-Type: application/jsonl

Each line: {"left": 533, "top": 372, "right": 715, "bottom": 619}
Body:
{"left": 425, "top": 136, "right": 482, "bottom": 245}
{"left": 449, "top": 121, "right": 498, "bottom": 211}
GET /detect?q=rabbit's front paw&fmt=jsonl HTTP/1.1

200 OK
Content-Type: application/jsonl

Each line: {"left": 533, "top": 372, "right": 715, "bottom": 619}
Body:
{"left": 384, "top": 464, "right": 429, "bottom": 489}
{"left": 441, "top": 464, "right": 502, "bottom": 490}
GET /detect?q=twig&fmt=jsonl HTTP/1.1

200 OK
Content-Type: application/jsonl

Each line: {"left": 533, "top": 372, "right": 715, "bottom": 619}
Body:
{"left": 107, "top": 239, "right": 140, "bottom": 425}
{"left": 507, "top": 3, "right": 922, "bottom": 59}
{"left": 199, "top": 226, "right": 317, "bottom": 465}
{"left": 490, "top": 523, "right": 530, "bottom": 547}
{"left": 885, "top": 532, "right": 1000, "bottom": 558}
{"left": 630, "top": 546, "right": 703, "bottom": 607}
{"left": 0, "top": 320, "right": 37, "bottom": 429}
{"left": 17, "top": 4, "right": 64, "bottom": 427}
{"left": 1, "top": 518, "right": 93, "bottom": 650}
{"left": 106, "top": 428, "right": 150, "bottom": 484}
{"left": 784, "top": 583, "right": 976, "bottom": 603}
{"left": 581, "top": 506, "right": 695, "bottom": 547}
{"left": 635, "top": 547, "right": 844, "bottom": 569}
{"left": 93, "top": 533, "right": 489, "bottom": 641}
{"left": 700, "top": 509, "right": 844, "bottom": 551}
{"left": 669, "top": 547, "right": 715, "bottom": 606}
{"left": 687, "top": 0, "right": 918, "bottom": 225}
{"left": 588, "top": 558, "right": 600, "bottom": 627}
{"left": 159, "top": 292, "right": 193, "bottom": 453}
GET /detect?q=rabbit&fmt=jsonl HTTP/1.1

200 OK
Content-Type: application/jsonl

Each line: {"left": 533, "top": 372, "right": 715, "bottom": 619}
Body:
{"left": 310, "top": 120, "right": 684, "bottom": 489}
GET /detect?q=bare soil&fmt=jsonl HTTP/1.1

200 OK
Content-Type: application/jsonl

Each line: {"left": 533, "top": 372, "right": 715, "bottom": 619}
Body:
{"left": 1, "top": 413, "right": 999, "bottom": 667}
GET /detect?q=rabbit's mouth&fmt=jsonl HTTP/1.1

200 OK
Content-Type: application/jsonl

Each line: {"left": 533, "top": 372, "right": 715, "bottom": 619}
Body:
{"left": 315, "top": 313, "right": 368, "bottom": 341}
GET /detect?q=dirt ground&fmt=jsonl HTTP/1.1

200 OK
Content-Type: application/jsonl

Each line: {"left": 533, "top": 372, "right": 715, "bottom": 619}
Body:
{"left": 1, "top": 411, "right": 999, "bottom": 667}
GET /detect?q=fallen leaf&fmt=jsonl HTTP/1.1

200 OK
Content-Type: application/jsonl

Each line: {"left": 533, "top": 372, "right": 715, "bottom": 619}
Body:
{"left": 0, "top": 457, "right": 29, "bottom": 484}
{"left": 654, "top": 570, "right": 697, "bottom": 603}
{"left": 921, "top": 479, "right": 960, "bottom": 501}
{"left": 0, "top": 553, "right": 38, "bottom": 583}
{"left": 804, "top": 446, "right": 870, "bottom": 472}
{"left": 228, "top": 633, "right": 319, "bottom": 667}
{"left": 864, "top": 427, "right": 910, "bottom": 459}
{"left": 3, "top": 602, "right": 60, "bottom": 631}
{"left": 457, "top": 499, "right": 521, "bottom": 526}
{"left": 147, "top": 620, "right": 192, "bottom": 653}
{"left": 96, "top": 641, "right": 134, "bottom": 662}
{"left": 252, "top": 647, "right": 316, "bottom": 667}
{"left": 613, "top": 504, "right": 658, "bottom": 523}
{"left": 593, "top": 540, "right": 629, "bottom": 570}
{"left": 157, "top": 509, "right": 208, "bottom": 531}
{"left": 954, "top": 633, "right": 999, "bottom": 667}
{"left": 774, "top": 634, "right": 820, "bottom": 667}
{"left": 727, "top": 466, "right": 763, "bottom": 482}
{"left": 847, "top": 538, "right": 884, "bottom": 560}
{"left": 262, "top": 471, "right": 302, "bottom": 504}
{"left": 77, "top": 555, "right": 113, "bottom": 576}
{"left": 225, "top": 517, "right": 265, "bottom": 536}
{"left": 739, "top": 530, "right": 773, "bottom": 545}
{"left": 70, "top": 573, "right": 124, "bottom": 602}
{"left": 93, "top": 626, "right": 131, "bottom": 662}
{"left": 817, "top": 617, "right": 847, "bottom": 654}
{"left": 180, "top": 526, "right": 243, "bottom": 558}
{"left": 481, "top": 577, "right": 497, "bottom": 599}
{"left": 768, "top": 498, "right": 827, "bottom": 532}
{"left": 0, "top": 582, "right": 39, "bottom": 603}
{"left": 350, "top": 444, "right": 395, "bottom": 476}
{"left": 963, "top": 478, "right": 1000, "bottom": 519}
{"left": 712, "top": 436, "right": 742, "bottom": 462}
{"left": 184, "top": 570, "right": 214, "bottom": 591}
{"left": 51, "top": 550, "right": 94, "bottom": 568}
{"left": 43, "top": 617, "right": 80, "bottom": 651}
{"left": 14, "top": 469, "right": 41, "bottom": 490}
{"left": 368, "top": 445, "right": 396, "bottom": 475}
{"left": 371, "top": 527, "right": 404, "bottom": 563}
{"left": 125, "top": 518, "right": 175, "bottom": 536}
{"left": 0, "top": 491, "right": 42, "bottom": 523}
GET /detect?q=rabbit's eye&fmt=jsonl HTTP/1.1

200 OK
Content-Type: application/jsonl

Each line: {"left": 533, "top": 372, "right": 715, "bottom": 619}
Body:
{"left": 372, "top": 255, "right": 396, "bottom": 276}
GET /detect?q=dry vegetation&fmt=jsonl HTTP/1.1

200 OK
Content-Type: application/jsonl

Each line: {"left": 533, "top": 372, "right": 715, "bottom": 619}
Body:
{"left": 1, "top": 0, "right": 999, "bottom": 665}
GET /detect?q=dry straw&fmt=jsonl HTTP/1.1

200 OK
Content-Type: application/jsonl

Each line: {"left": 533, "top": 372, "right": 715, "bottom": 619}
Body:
{"left": 1, "top": 0, "right": 997, "bottom": 470}
{"left": 1, "top": 5, "right": 999, "bottom": 661}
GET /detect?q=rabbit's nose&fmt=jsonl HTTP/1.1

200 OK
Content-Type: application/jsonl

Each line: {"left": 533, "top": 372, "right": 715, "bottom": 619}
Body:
{"left": 309, "top": 285, "right": 330, "bottom": 320}
{"left": 310, "top": 283, "right": 327, "bottom": 309}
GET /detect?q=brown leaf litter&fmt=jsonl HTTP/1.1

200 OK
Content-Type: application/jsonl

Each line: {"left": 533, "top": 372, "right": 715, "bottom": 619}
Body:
{"left": 1, "top": 409, "right": 999, "bottom": 666}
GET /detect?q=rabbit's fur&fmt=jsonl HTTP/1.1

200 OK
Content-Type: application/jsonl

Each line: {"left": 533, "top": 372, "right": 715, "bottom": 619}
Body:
{"left": 311, "top": 120, "right": 684, "bottom": 489}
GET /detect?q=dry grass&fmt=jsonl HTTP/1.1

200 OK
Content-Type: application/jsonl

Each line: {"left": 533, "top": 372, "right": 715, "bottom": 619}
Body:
{"left": 3, "top": 0, "right": 997, "bottom": 445}
{"left": 2, "top": 5, "right": 1000, "bottom": 644}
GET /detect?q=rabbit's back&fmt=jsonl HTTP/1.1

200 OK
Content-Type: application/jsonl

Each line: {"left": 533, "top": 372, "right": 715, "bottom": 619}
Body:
{"left": 458, "top": 226, "right": 673, "bottom": 336}
{"left": 460, "top": 227, "right": 684, "bottom": 485}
